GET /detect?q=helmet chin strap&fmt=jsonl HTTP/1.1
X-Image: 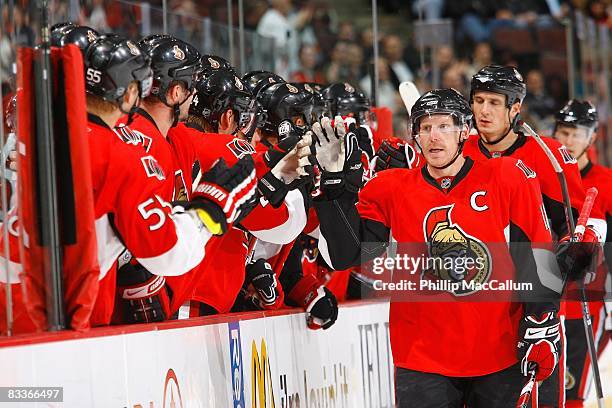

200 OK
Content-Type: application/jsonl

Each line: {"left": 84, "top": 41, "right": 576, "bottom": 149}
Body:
{"left": 479, "top": 109, "right": 519, "bottom": 145}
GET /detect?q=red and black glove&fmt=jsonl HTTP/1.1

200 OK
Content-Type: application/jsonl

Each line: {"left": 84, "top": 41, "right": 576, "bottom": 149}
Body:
{"left": 244, "top": 259, "right": 284, "bottom": 310}
{"left": 185, "top": 156, "right": 257, "bottom": 235}
{"left": 374, "top": 139, "right": 419, "bottom": 172}
{"left": 116, "top": 251, "right": 169, "bottom": 324}
{"left": 557, "top": 225, "right": 601, "bottom": 281}
{"left": 517, "top": 311, "right": 561, "bottom": 381}
{"left": 288, "top": 274, "right": 338, "bottom": 330}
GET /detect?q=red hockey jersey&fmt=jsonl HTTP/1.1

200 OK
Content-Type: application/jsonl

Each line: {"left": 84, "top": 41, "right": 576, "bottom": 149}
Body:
{"left": 463, "top": 134, "right": 606, "bottom": 240}
{"left": 356, "top": 157, "right": 555, "bottom": 376}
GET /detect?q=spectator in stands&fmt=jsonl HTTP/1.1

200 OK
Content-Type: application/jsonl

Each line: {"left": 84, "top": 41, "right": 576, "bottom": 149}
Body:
{"left": 382, "top": 35, "right": 415, "bottom": 89}
{"left": 245, "top": 0, "right": 269, "bottom": 30}
{"left": 447, "top": 1, "right": 514, "bottom": 43}
{"left": 326, "top": 40, "right": 362, "bottom": 86}
{"left": 524, "top": 69, "right": 557, "bottom": 128}
{"left": 411, "top": 0, "right": 445, "bottom": 21}
{"left": 87, "top": 0, "right": 110, "bottom": 32}
{"left": 424, "top": 44, "right": 455, "bottom": 88}
{"left": 360, "top": 57, "right": 402, "bottom": 116}
{"left": 12, "top": 5, "right": 35, "bottom": 46}
{"left": 291, "top": 44, "right": 325, "bottom": 83}
{"left": 337, "top": 21, "right": 357, "bottom": 42}
{"left": 173, "top": 0, "right": 203, "bottom": 46}
{"left": 359, "top": 28, "right": 374, "bottom": 63}
{"left": 442, "top": 64, "right": 469, "bottom": 98}
{"left": 466, "top": 42, "right": 493, "bottom": 78}
{"left": 257, "top": 0, "right": 313, "bottom": 78}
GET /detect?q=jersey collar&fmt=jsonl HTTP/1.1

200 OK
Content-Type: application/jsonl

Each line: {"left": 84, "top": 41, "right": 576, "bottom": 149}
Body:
{"left": 477, "top": 132, "right": 527, "bottom": 158}
{"left": 134, "top": 107, "right": 161, "bottom": 132}
{"left": 87, "top": 113, "right": 111, "bottom": 130}
{"left": 421, "top": 156, "right": 474, "bottom": 193}
{"left": 580, "top": 161, "right": 593, "bottom": 178}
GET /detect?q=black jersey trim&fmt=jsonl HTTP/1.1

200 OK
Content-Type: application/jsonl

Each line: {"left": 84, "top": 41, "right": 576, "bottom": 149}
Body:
{"left": 477, "top": 132, "right": 528, "bottom": 158}
{"left": 421, "top": 157, "right": 474, "bottom": 193}
{"left": 580, "top": 161, "right": 593, "bottom": 178}
{"left": 134, "top": 107, "right": 162, "bottom": 132}
{"left": 87, "top": 113, "right": 111, "bottom": 129}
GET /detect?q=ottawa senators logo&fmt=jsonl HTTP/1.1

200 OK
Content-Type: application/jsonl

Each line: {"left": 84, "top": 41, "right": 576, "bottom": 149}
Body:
{"left": 172, "top": 45, "right": 185, "bottom": 60}
{"left": 127, "top": 41, "right": 140, "bottom": 56}
{"left": 286, "top": 84, "right": 298, "bottom": 93}
{"left": 304, "top": 83, "right": 314, "bottom": 93}
{"left": 226, "top": 138, "right": 255, "bottom": 159}
{"left": 344, "top": 83, "right": 355, "bottom": 93}
{"left": 422, "top": 205, "right": 491, "bottom": 296}
{"left": 235, "top": 76, "right": 244, "bottom": 90}
{"left": 208, "top": 57, "right": 220, "bottom": 69}
{"left": 558, "top": 146, "right": 577, "bottom": 164}
{"left": 86, "top": 30, "right": 98, "bottom": 43}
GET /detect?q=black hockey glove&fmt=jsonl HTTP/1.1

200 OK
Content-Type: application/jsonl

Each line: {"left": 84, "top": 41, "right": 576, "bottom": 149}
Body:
{"left": 556, "top": 226, "right": 601, "bottom": 281}
{"left": 116, "top": 251, "right": 168, "bottom": 324}
{"left": 347, "top": 122, "right": 375, "bottom": 161}
{"left": 517, "top": 312, "right": 560, "bottom": 381}
{"left": 288, "top": 274, "right": 339, "bottom": 330}
{"left": 245, "top": 259, "right": 282, "bottom": 309}
{"left": 182, "top": 156, "right": 257, "bottom": 235}
{"left": 374, "top": 139, "right": 419, "bottom": 171}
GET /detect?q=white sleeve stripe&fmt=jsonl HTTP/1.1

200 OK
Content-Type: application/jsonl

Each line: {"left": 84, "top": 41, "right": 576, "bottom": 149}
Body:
{"left": 533, "top": 248, "right": 564, "bottom": 294}
{"left": 95, "top": 215, "right": 126, "bottom": 280}
{"left": 137, "top": 211, "right": 212, "bottom": 277}
{"left": 249, "top": 189, "right": 307, "bottom": 245}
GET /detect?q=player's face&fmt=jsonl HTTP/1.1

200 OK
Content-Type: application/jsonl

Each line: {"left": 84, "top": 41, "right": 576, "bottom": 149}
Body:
{"left": 417, "top": 114, "right": 465, "bottom": 167}
{"left": 554, "top": 125, "right": 591, "bottom": 158}
{"left": 472, "top": 91, "right": 513, "bottom": 138}
{"left": 178, "top": 87, "right": 194, "bottom": 120}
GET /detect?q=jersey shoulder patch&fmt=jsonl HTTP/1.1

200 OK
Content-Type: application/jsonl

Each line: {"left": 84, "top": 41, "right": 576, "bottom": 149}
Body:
{"left": 141, "top": 155, "right": 166, "bottom": 181}
{"left": 515, "top": 159, "right": 536, "bottom": 179}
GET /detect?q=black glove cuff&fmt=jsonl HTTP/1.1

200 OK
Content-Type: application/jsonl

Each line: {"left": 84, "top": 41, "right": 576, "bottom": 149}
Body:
{"left": 258, "top": 171, "right": 289, "bottom": 208}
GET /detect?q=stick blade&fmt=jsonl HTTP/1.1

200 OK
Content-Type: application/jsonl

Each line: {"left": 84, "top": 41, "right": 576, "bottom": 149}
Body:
{"left": 399, "top": 81, "right": 420, "bottom": 115}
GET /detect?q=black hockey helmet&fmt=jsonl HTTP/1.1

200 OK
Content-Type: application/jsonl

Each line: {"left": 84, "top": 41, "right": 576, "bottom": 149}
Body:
{"left": 470, "top": 65, "right": 526, "bottom": 108}
{"left": 555, "top": 99, "right": 598, "bottom": 130}
{"left": 50, "top": 23, "right": 99, "bottom": 54}
{"left": 138, "top": 34, "right": 173, "bottom": 55}
{"left": 189, "top": 68, "right": 257, "bottom": 140}
{"left": 242, "top": 70, "right": 285, "bottom": 97}
{"left": 200, "top": 54, "right": 235, "bottom": 73}
{"left": 290, "top": 82, "right": 330, "bottom": 124}
{"left": 139, "top": 36, "right": 201, "bottom": 104}
{"left": 85, "top": 34, "right": 153, "bottom": 103}
{"left": 320, "top": 82, "right": 370, "bottom": 124}
{"left": 411, "top": 88, "right": 473, "bottom": 139}
{"left": 257, "top": 82, "right": 314, "bottom": 138}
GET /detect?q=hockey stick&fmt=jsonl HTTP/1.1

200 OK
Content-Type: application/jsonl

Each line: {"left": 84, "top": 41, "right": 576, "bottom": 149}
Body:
{"left": 515, "top": 118, "right": 605, "bottom": 408}
{"left": 516, "top": 368, "right": 537, "bottom": 408}
{"left": 398, "top": 81, "right": 420, "bottom": 116}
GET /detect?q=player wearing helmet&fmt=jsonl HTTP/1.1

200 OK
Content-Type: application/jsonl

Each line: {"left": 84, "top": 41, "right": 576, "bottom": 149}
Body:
{"left": 312, "top": 88, "right": 562, "bottom": 406}
{"left": 554, "top": 100, "right": 611, "bottom": 408}
{"left": 464, "top": 66, "right": 606, "bottom": 406}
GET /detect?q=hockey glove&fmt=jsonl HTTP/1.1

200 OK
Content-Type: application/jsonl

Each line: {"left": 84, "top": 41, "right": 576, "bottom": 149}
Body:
{"left": 556, "top": 225, "right": 601, "bottom": 281}
{"left": 319, "top": 128, "right": 364, "bottom": 197}
{"left": 374, "top": 139, "right": 419, "bottom": 171}
{"left": 517, "top": 312, "right": 561, "bottom": 381}
{"left": 244, "top": 259, "right": 283, "bottom": 310}
{"left": 312, "top": 116, "right": 346, "bottom": 172}
{"left": 347, "top": 121, "right": 375, "bottom": 161}
{"left": 117, "top": 252, "right": 168, "bottom": 324}
{"left": 185, "top": 156, "right": 257, "bottom": 235}
{"left": 288, "top": 274, "right": 339, "bottom": 330}
{"left": 259, "top": 132, "right": 315, "bottom": 207}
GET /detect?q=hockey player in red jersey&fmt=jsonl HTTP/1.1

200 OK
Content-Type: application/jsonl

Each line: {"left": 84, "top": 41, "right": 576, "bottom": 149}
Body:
{"left": 83, "top": 34, "right": 257, "bottom": 324}
{"left": 312, "top": 88, "right": 569, "bottom": 406}
{"left": 168, "top": 67, "right": 313, "bottom": 316}
{"left": 463, "top": 65, "right": 605, "bottom": 407}
{"left": 554, "top": 100, "right": 611, "bottom": 407}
